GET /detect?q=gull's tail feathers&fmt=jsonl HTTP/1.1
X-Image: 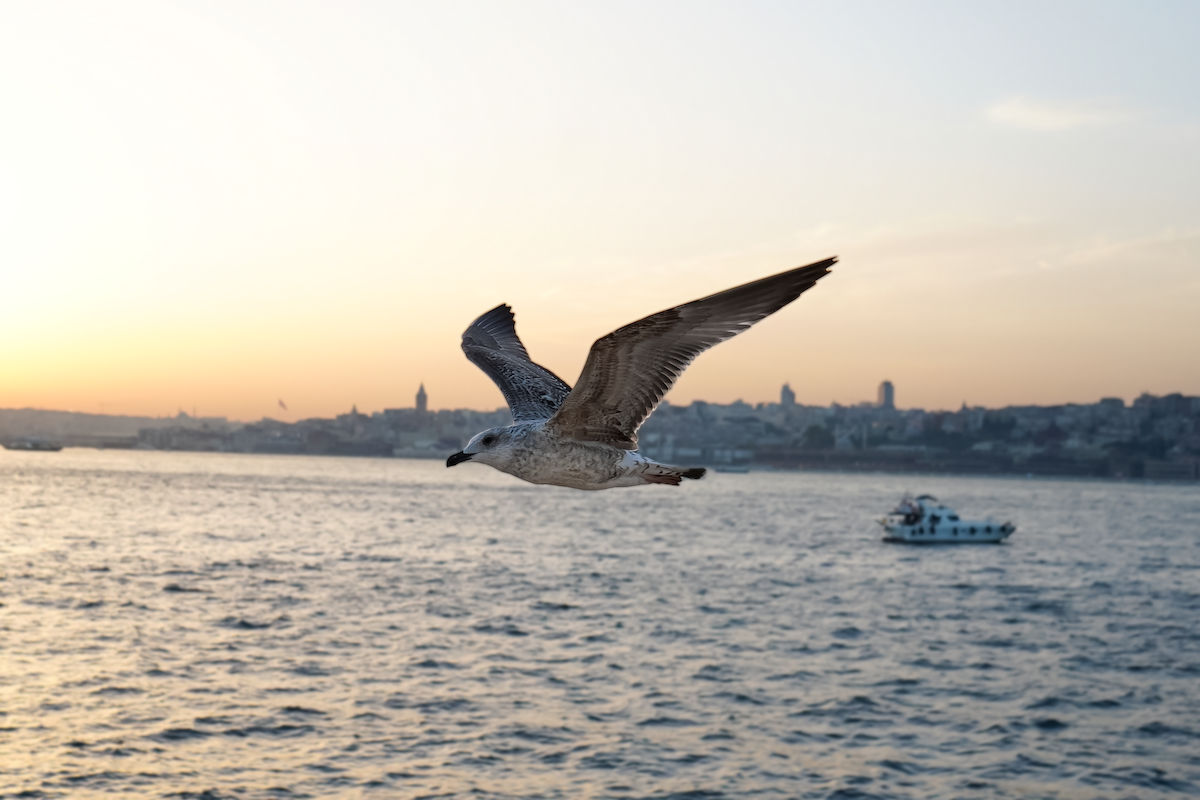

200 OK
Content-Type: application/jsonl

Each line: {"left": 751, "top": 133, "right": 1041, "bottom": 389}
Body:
{"left": 642, "top": 465, "right": 707, "bottom": 486}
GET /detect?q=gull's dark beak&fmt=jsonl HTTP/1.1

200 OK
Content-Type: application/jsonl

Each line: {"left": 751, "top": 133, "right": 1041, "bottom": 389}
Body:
{"left": 446, "top": 451, "right": 473, "bottom": 468}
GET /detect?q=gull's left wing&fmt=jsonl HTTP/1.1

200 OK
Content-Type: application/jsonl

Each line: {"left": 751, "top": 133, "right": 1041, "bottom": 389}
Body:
{"left": 546, "top": 257, "right": 836, "bottom": 449}
{"left": 461, "top": 304, "right": 573, "bottom": 422}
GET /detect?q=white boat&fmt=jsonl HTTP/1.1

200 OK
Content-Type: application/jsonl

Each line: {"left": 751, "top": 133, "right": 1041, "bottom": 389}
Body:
{"left": 879, "top": 494, "right": 1014, "bottom": 544}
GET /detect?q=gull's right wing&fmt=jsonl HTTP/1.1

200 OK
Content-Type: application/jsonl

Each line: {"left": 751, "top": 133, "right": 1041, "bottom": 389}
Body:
{"left": 461, "top": 304, "right": 573, "bottom": 422}
{"left": 546, "top": 257, "right": 835, "bottom": 449}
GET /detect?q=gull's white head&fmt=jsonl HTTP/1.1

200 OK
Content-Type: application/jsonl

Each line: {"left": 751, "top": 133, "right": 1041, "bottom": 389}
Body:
{"left": 446, "top": 426, "right": 518, "bottom": 472}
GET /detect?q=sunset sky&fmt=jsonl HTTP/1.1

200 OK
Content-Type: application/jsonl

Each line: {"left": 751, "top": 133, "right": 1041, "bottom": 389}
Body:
{"left": 2, "top": 1, "right": 1198, "bottom": 421}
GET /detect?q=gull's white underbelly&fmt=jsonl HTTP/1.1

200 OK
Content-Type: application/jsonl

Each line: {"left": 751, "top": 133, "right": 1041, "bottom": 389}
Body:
{"left": 507, "top": 439, "right": 651, "bottom": 490}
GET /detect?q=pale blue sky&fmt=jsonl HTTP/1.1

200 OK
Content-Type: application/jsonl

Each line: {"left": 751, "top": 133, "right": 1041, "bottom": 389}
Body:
{"left": 2, "top": 2, "right": 1197, "bottom": 418}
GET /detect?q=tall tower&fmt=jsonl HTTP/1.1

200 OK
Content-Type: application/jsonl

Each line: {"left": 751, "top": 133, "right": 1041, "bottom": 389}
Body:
{"left": 416, "top": 383, "right": 428, "bottom": 414}
{"left": 781, "top": 383, "right": 796, "bottom": 407}
{"left": 877, "top": 380, "right": 895, "bottom": 410}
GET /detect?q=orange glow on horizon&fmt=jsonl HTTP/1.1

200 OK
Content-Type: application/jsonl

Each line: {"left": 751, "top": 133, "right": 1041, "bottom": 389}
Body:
{"left": 2, "top": 4, "right": 1197, "bottom": 420}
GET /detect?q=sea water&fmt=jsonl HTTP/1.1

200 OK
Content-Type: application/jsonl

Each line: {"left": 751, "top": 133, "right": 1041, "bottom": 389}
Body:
{"left": 1, "top": 450, "right": 1198, "bottom": 799}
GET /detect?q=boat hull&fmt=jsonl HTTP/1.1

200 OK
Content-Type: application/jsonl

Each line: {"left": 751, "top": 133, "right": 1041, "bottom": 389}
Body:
{"left": 881, "top": 519, "right": 1014, "bottom": 544}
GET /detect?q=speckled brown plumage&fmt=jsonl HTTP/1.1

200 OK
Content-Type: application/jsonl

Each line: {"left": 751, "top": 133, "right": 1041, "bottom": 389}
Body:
{"left": 449, "top": 257, "right": 836, "bottom": 489}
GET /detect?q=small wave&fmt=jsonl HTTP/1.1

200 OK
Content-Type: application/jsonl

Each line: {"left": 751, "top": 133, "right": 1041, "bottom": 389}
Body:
{"left": 693, "top": 664, "right": 736, "bottom": 682}
{"left": 701, "top": 729, "right": 735, "bottom": 740}
{"left": 909, "top": 657, "right": 962, "bottom": 670}
{"left": 154, "top": 727, "right": 212, "bottom": 742}
{"left": 825, "top": 787, "right": 888, "bottom": 800}
{"left": 425, "top": 603, "right": 471, "bottom": 618}
{"left": 712, "top": 691, "right": 767, "bottom": 706}
{"left": 217, "top": 615, "right": 288, "bottom": 630}
{"left": 765, "top": 669, "right": 817, "bottom": 682}
{"left": 1026, "top": 695, "right": 1063, "bottom": 709}
{"left": 497, "top": 725, "right": 576, "bottom": 745}
{"left": 384, "top": 695, "right": 475, "bottom": 713}
{"left": 94, "top": 746, "right": 143, "bottom": 757}
{"left": 978, "top": 752, "right": 1057, "bottom": 777}
{"left": 1024, "top": 599, "right": 1070, "bottom": 615}
{"left": 412, "top": 658, "right": 458, "bottom": 669}
{"left": 792, "top": 695, "right": 886, "bottom": 721}
{"left": 877, "top": 758, "right": 926, "bottom": 775}
{"left": 1086, "top": 766, "right": 1194, "bottom": 793}
{"left": 472, "top": 622, "right": 528, "bottom": 636}
{"left": 348, "top": 553, "right": 403, "bottom": 563}
{"left": 1033, "top": 717, "right": 1069, "bottom": 730}
{"left": 291, "top": 663, "right": 331, "bottom": 676}
{"left": 1135, "top": 721, "right": 1199, "bottom": 739}
{"left": 636, "top": 716, "right": 699, "bottom": 727}
{"left": 221, "top": 723, "right": 316, "bottom": 738}
{"left": 869, "top": 677, "right": 921, "bottom": 687}
{"left": 55, "top": 771, "right": 129, "bottom": 788}
{"left": 576, "top": 751, "right": 626, "bottom": 769}
{"left": 1088, "top": 698, "right": 1122, "bottom": 708}
{"left": 280, "top": 706, "right": 326, "bottom": 716}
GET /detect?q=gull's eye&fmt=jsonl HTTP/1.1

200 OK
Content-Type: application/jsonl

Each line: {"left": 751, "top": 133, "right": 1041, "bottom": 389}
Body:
{"left": 482, "top": 435, "right": 495, "bottom": 446}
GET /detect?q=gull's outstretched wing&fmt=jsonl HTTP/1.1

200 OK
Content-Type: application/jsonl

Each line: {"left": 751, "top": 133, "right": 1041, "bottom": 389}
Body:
{"left": 461, "top": 304, "right": 573, "bottom": 422}
{"left": 546, "top": 257, "right": 836, "bottom": 449}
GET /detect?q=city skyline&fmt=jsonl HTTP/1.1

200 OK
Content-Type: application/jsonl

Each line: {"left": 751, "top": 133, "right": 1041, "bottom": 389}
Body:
{"left": 3, "top": 2, "right": 1198, "bottom": 420}
{"left": 4, "top": 378, "right": 1190, "bottom": 427}
{"left": 9, "top": 382, "right": 1194, "bottom": 481}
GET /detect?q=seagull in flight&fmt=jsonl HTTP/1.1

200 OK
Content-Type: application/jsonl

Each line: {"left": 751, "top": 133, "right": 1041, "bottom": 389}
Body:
{"left": 447, "top": 257, "right": 836, "bottom": 489}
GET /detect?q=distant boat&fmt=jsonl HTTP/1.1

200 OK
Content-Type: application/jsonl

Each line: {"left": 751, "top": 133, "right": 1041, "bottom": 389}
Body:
{"left": 3, "top": 438, "right": 64, "bottom": 452}
{"left": 879, "top": 494, "right": 1014, "bottom": 544}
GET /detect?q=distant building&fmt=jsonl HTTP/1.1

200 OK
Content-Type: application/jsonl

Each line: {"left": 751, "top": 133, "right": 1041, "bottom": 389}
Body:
{"left": 416, "top": 384, "right": 428, "bottom": 414}
{"left": 781, "top": 383, "right": 796, "bottom": 407}
{"left": 877, "top": 380, "right": 895, "bottom": 410}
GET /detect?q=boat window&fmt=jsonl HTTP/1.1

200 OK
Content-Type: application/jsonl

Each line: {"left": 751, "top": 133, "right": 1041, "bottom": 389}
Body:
{"left": 948, "top": 515, "right": 959, "bottom": 521}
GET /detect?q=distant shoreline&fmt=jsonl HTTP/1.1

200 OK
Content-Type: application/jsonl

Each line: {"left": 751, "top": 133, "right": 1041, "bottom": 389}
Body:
{"left": 5, "top": 391, "right": 1198, "bottom": 482}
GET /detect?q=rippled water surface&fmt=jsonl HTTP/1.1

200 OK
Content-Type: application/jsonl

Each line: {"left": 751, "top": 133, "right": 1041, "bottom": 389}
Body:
{"left": 2, "top": 450, "right": 1199, "bottom": 799}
